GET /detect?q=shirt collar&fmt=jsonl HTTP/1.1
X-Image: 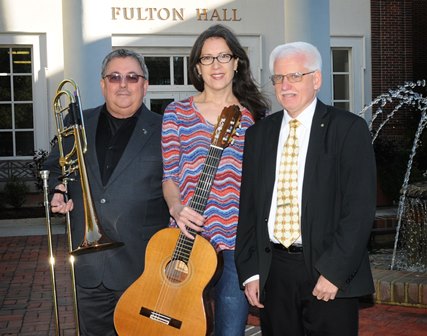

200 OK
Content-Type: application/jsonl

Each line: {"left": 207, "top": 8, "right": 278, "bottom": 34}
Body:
{"left": 283, "top": 98, "right": 317, "bottom": 129}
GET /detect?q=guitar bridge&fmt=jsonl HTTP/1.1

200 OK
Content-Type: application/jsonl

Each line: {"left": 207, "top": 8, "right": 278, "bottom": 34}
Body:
{"left": 140, "top": 306, "right": 182, "bottom": 329}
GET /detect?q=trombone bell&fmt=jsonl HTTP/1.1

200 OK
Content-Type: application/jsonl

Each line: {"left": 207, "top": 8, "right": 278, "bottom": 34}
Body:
{"left": 72, "top": 239, "right": 124, "bottom": 256}
{"left": 71, "top": 225, "right": 124, "bottom": 256}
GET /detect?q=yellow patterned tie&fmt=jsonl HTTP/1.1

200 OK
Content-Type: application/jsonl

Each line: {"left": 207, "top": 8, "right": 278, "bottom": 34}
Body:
{"left": 274, "top": 119, "right": 300, "bottom": 247}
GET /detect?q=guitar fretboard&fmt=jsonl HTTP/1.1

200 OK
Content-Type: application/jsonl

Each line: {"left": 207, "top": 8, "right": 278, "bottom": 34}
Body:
{"left": 172, "top": 145, "right": 224, "bottom": 263}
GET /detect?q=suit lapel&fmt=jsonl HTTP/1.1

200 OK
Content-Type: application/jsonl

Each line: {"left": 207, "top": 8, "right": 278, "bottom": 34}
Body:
{"left": 262, "top": 111, "right": 283, "bottom": 213}
{"left": 84, "top": 108, "right": 103, "bottom": 190}
{"left": 302, "top": 100, "right": 329, "bottom": 211}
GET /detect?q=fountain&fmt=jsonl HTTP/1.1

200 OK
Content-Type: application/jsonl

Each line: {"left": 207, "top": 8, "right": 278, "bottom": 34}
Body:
{"left": 359, "top": 80, "right": 427, "bottom": 272}
{"left": 398, "top": 182, "right": 427, "bottom": 271}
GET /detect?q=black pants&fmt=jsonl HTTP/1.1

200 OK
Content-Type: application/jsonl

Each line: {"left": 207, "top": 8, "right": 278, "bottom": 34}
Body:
{"left": 77, "top": 283, "right": 124, "bottom": 336}
{"left": 260, "top": 249, "right": 359, "bottom": 336}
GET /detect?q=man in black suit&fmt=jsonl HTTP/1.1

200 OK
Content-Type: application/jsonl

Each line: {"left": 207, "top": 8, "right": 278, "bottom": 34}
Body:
{"left": 44, "top": 49, "right": 169, "bottom": 335}
{"left": 235, "top": 42, "right": 376, "bottom": 335}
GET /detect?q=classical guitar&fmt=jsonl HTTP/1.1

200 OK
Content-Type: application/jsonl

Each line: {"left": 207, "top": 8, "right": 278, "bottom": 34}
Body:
{"left": 114, "top": 105, "right": 242, "bottom": 336}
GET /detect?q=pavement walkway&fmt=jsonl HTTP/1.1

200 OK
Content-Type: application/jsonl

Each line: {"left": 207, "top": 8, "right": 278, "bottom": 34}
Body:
{"left": 0, "top": 218, "right": 426, "bottom": 335}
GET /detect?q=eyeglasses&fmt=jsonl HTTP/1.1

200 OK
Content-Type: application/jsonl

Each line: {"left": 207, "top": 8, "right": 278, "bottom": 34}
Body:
{"left": 103, "top": 73, "right": 146, "bottom": 84}
{"left": 270, "top": 70, "right": 316, "bottom": 84}
{"left": 199, "top": 53, "right": 235, "bottom": 65}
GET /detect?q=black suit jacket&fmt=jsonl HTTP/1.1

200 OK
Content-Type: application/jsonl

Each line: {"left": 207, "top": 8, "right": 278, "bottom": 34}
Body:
{"left": 235, "top": 99, "right": 376, "bottom": 299}
{"left": 44, "top": 103, "right": 169, "bottom": 291}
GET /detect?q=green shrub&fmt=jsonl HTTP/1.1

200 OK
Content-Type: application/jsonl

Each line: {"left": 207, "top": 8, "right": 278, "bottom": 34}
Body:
{"left": 0, "top": 191, "right": 5, "bottom": 209}
{"left": 26, "top": 149, "right": 49, "bottom": 192}
{"left": 4, "top": 175, "right": 29, "bottom": 208}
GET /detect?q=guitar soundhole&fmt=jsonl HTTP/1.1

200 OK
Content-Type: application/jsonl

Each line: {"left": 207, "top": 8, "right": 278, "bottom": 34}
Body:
{"left": 164, "top": 259, "right": 188, "bottom": 283}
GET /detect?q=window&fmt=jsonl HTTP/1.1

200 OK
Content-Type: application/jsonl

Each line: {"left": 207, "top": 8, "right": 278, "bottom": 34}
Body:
{"left": 144, "top": 55, "right": 194, "bottom": 114}
{"left": 331, "top": 48, "right": 351, "bottom": 111}
{"left": 145, "top": 56, "right": 191, "bottom": 86}
{"left": 0, "top": 47, "right": 34, "bottom": 158}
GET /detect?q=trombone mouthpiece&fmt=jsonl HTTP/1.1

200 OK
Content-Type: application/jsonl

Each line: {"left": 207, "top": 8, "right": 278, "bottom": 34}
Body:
{"left": 40, "top": 170, "right": 50, "bottom": 180}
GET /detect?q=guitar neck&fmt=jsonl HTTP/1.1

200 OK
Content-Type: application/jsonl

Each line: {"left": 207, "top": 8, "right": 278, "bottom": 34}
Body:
{"left": 173, "top": 145, "right": 224, "bottom": 261}
{"left": 189, "top": 146, "right": 223, "bottom": 215}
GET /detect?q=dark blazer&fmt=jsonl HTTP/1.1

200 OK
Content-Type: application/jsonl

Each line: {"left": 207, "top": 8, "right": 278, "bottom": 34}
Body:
{"left": 235, "top": 99, "right": 376, "bottom": 299}
{"left": 44, "top": 103, "right": 169, "bottom": 291}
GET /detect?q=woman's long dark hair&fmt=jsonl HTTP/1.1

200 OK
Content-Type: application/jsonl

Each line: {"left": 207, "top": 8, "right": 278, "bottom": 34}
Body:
{"left": 189, "top": 24, "right": 270, "bottom": 121}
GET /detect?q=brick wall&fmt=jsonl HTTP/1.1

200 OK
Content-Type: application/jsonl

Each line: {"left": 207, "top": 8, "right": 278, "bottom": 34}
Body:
{"left": 412, "top": 0, "right": 427, "bottom": 83}
{"left": 370, "top": 0, "right": 426, "bottom": 141}
{"left": 371, "top": 0, "right": 415, "bottom": 96}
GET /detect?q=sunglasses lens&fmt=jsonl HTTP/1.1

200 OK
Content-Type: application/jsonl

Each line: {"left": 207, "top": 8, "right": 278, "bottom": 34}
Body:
{"left": 108, "top": 74, "right": 122, "bottom": 83}
{"left": 126, "top": 74, "right": 139, "bottom": 83}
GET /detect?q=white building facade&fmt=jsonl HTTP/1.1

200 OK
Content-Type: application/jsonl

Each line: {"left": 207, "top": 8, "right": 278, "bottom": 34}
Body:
{"left": 0, "top": 0, "right": 371, "bottom": 182}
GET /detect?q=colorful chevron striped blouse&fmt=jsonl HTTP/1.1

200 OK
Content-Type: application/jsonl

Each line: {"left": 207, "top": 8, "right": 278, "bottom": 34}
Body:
{"left": 162, "top": 96, "right": 255, "bottom": 251}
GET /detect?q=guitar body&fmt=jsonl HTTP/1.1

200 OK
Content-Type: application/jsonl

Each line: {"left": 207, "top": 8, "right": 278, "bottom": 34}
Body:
{"left": 114, "top": 227, "right": 218, "bottom": 336}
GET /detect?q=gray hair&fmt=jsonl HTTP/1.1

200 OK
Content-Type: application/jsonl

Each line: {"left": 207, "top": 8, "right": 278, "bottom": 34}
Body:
{"left": 101, "top": 48, "right": 149, "bottom": 80}
{"left": 269, "top": 41, "right": 322, "bottom": 74}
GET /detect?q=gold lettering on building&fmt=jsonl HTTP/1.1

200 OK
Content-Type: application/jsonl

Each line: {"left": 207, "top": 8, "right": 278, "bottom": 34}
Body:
{"left": 112, "top": 7, "right": 185, "bottom": 21}
{"left": 112, "top": 7, "right": 121, "bottom": 20}
{"left": 196, "top": 8, "right": 208, "bottom": 21}
{"left": 112, "top": 7, "right": 240, "bottom": 22}
{"left": 196, "top": 8, "right": 241, "bottom": 21}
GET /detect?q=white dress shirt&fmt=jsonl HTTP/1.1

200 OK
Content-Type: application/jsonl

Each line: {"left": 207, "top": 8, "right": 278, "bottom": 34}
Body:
{"left": 268, "top": 99, "right": 316, "bottom": 244}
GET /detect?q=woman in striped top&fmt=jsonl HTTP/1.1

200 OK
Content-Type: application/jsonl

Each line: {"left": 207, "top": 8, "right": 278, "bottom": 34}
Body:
{"left": 162, "top": 24, "right": 270, "bottom": 336}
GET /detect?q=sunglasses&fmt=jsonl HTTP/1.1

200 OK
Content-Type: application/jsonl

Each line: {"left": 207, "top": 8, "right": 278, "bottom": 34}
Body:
{"left": 103, "top": 73, "right": 146, "bottom": 84}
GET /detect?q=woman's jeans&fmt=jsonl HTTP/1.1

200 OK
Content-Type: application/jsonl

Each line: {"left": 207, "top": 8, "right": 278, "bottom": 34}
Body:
{"left": 213, "top": 250, "right": 249, "bottom": 336}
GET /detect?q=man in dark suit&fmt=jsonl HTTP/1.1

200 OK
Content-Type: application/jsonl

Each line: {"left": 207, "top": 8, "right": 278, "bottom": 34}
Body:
{"left": 44, "top": 49, "right": 169, "bottom": 335}
{"left": 235, "top": 42, "right": 376, "bottom": 336}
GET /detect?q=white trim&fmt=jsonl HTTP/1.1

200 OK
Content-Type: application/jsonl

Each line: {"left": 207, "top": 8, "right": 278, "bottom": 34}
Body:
{"left": 145, "top": 91, "right": 195, "bottom": 113}
{"left": 331, "top": 36, "right": 366, "bottom": 116}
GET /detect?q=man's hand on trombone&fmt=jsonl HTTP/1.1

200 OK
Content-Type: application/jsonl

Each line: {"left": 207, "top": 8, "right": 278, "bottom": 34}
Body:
{"left": 51, "top": 183, "right": 74, "bottom": 213}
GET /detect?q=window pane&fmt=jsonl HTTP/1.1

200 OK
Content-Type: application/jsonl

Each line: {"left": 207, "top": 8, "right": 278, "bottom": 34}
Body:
{"left": 0, "top": 132, "right": 13, "bottom": 156}
{"left": 333, "top": 74, "right": 350, "bottom": 100}
{"left": 334, "top": 101, "right": 349, "bottom": 110}
{"left": 15, "top": 131, "right": 34, "bottom": 156}
{"left": 12, "top": 48, "right": 32, "bottom": 73}
{"left": 0, "top": 76, "right": 11, "bottom": 101}
{"left": 15, "top": 103, "right": 34, "bottom": 128}
{"left": 145, "top": 57, "right": 170, "bottom": 85}
{"left": 0, "top": 48, "right": 10, "bottom": 73}
{"left": 150, "top": 98, "right": 174, "bottom": 115}
{"left": 332, "top": 50, "right": 349, "bottom": 72}
{"left": 0, "top": 104, "right": 12, "bottom": 128}
{"left": 13, "top": 76, "right": 33, "bottom": 101}
{"left": 173, "top": 57, "right": 184, "bottom": 85}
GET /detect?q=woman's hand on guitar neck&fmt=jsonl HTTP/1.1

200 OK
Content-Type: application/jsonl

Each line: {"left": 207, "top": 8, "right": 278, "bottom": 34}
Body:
{"left": 170, "top": 204, "right": 205, "bottom": 240}
{"left": 163, "top": 179, "right": 205, "bottom": 240}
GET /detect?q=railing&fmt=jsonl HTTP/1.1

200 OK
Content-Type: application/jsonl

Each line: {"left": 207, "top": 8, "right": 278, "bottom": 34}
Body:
{"left": 0, "top": 160, "right": 35, "bottom": 182}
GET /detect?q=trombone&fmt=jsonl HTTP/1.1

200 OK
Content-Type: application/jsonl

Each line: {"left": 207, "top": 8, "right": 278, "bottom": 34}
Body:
{"left": 52, "top": 79, "right": 124, "bottom": 255}
{"left": 42, "top": 79, "right": 124, "bottom": 335}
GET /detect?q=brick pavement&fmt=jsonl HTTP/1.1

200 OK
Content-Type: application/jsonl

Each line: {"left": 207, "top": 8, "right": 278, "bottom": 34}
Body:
{"left": 0, "top": 235, "right": 75, "bottom": 335}
{"left": 1, "top": 234, "right": 426, "bottom": 336}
